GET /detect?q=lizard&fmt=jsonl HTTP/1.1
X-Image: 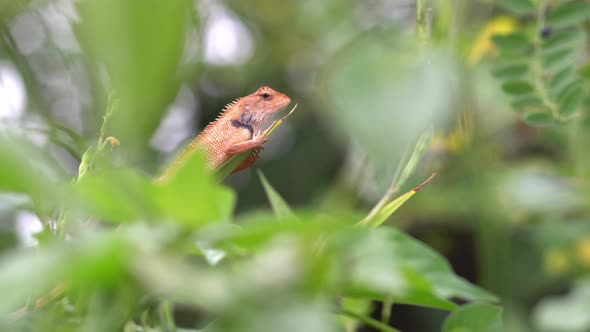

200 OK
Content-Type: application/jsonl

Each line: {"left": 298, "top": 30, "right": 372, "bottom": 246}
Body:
{"left": 156, "top": 86, "right": 291, "bottom": 183}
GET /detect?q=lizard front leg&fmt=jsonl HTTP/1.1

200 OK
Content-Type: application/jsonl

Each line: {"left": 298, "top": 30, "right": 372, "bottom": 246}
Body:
{"left": 225, "top": 133, "right": 267, "bottom": 156}
{"left": 232, "top": 148, "right": 261, "bottom": 173}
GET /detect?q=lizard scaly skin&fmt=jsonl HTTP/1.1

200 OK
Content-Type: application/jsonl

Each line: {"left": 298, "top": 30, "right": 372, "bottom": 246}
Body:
{"left": 156, "top": 86, "right": 291, "bottom": 183}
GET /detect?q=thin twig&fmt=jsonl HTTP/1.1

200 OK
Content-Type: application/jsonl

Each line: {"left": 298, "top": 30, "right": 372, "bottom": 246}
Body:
{"left": 341, "top": 308, "right": 402, "bottom": 332}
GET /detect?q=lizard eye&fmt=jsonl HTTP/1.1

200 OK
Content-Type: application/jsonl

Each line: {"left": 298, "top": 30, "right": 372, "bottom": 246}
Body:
{"left": 260, "top": 92, "right": 271, "bottom": 100}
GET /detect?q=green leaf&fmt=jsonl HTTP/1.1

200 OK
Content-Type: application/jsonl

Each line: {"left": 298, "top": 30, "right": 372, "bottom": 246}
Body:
{"left": 396, "top": 128, "right": 434, "bottom": 192}
{"left": 0, "top": 233, "right": 132, "bottom": 315}
{"left": 335, "top": 227, "right": 496, "bottom": 310}
{"left": 359, "top": 174, "right": 435, "bottom": 228}
{"left": 501, "top": 81, "right": 534, "bottom": 95}
{"left": 547, "top": 2, "right": 590, "bottom": 29}
{"left": 511, "top": 95, "right": 544, "bottom": 112}
{"left": 155, "top": 154, "right": 236, "bottom": 226}
{"left": 523, "top": 112, "right": 555, "bottom": 127}
{"left": 496, "top": 0, "right": 535, "bottom": 15}
{"left": 542, "top": 29, "right": 585, "bottom": 52}
{"left": 0, "top": 137, "right": 58, "bottom": 197}
{"left": 258, "top": 171, "right": 296, "bottom": 219}
{"left": 323, "top": 31, "right": 456, "bottom": 179}
{"left": 382, "top": 228, "right": 498, "bottom": 305}
{"left": 543, "top": 47, "right": 576, "bottom": 72}
{"left": 70, "top": 154, "right": 235, "bottom": 226}
{"left": 549, "top": 67, "right": 574, "bottom": 99}
{"left": 491, "top": 33, "right": 531, "bottom": 54}
{"left": 68, "top": 168, "right": 155, "bottom": 222}
{"left": 76, "top": 0, "right": 192, "bottom": 160}
{"left": 443, "top": 303, "right": 504, "bottom": 332}
{"left": 492, "top": 63, "right": 529, "bottom": 80}
{"left": 557, "top": 80, "right": 584, "bottom": 116}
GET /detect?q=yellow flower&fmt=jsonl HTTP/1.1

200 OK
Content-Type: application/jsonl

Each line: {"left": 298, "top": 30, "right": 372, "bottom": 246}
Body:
{"left": 575, "top": 238, "right": 590, "bottom": 267}
{"left": 467, "top": 16, "right": 519, "bottom": 65}
{"left": 544, "top": 248, "right": 570, "bottom": 276}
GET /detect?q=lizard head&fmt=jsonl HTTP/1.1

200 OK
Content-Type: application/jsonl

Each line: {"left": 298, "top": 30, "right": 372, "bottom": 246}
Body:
{"left": 238, "top": 86, "right": 291, "bottom": 131}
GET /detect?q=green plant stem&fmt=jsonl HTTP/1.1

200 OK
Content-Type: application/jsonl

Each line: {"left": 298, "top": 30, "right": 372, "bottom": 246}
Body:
{"left": 532, "top": 0, "right": 560, "bottom": 120}
{"left": 159, "top": 300, "right": 176, "bottom": 332}
{"left": 417, "top": 0, "right": 432, "bottom": 43}
{"left": 77, "top": 92, "right": 117, "bottom": 180}
{"left": 362, "top": 145, "right": 408, "bottom": 223}
{"left": 381, "top": 296, "right": 393, "bottom": 324}
{"left": 341, "top": 308, "right": 401, "bottom": 332}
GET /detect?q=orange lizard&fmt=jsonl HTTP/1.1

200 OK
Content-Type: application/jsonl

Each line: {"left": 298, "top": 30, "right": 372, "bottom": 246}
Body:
{"left": 157, "top": 86, "right": 291, "bottom": 183}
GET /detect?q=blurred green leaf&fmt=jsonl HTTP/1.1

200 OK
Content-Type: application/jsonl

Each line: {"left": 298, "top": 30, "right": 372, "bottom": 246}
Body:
{"left": 501, "top": 81, "right": 534, "bottom": 95}
{"left": 492, "top": 63, "right": 529, "bottom": 80}
{"left": 491, "top": 33, "right": 531, "bottom": 54}
{"left": 323, "top": 30, "right": 456, "bottom": 178}
{"left": 0, "top": 137, "right": 60, "bottom": 196}
{"left": 0, "top": 233, "right": 132, "bottom": 315}
{"left": 511, "top": 95, "right": 544, "bottom": 112}
{"left": 542, "top": 47, "right": 576, "bottom": 71}
{"left": 337, "top": 227, "right": 496, "bottom": 309}
{"left": 496, "top": 0, "right": 535, "bottom": 15}
{"left": 206, "top": 217, "right": 496, "bottom": 310}
{"left": 523, "top": 112, "right": 554, "bottom": 127}
{"left": 549, "top": 67, "right": 575, "bottom": 99}
{"left": 542, "top": 29, "right": 585, "bottom": 52}
{"left": 69, "top": 154, "right": 234, "bottom": 226}
{"left": 258, "top": 171, "right": 295, "bottom": 219}
{"left": 443, "top": 303, "right": 504, "bottom": 332}
{"left": 547, "top": 2, "right": 590, "bottom": 29}
{"left": 581, "top": 61, "right": 590, "bottom": 79}
{"left": 557, "top": 80, "right": 584, "bottom": 116}
{"left": 68, "top": 168, "right": 155, "bottom": 222}
{"left": 76, "top": 0, "right": 191, "bottom": 159}
{"left": 396, "top": 129, "right": 433, "bottom": 190}
{"left": 155, "top": 154, "right": 235, "bottom": 226}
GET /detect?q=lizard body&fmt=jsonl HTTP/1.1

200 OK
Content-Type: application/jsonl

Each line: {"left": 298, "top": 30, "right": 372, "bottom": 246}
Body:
{"left": 157, "top": 86, "right": 291, "bottom": 183}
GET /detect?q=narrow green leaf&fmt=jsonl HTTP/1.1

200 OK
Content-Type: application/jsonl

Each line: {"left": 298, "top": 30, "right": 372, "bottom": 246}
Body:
{"left": 497, "top": 0, "right": 535, "bottom": 15}
{"left": 443, "top": 303, "right": 504, "bottom": 332}
{"left": 542, "top": 29, "right": 585, "bottom": 52}
{"left": 501, "top": 81, "right": 534, "bottom": 95}
{"left": 557, "top": 81, "right": 584, "bottom": 116}
{"left": 492, "top": 63, "right": 529, "bottom": 80}
{"left": 523, "top": 112, "right": 555, "bottom": 127}
{"left": 258, "top": 171, "right": 296, "bottom": 219}
{"left": 557, "top": 79, "right": 584, "bottom": 103}
{"left": 549, "top": 68, "right": 574, "bottom": 99}
{"left": 511, "top": 95, "right": 544, "bottom": 112}
{"left": 542, "top": 48, "right": 575, "bottom": 71}
{"left": 396, "top": 129, "right": 433, "bottom": 191}
{"left": 358, "top": 174, "right": 435, "bottom": 228}
{"left": 491, "top": 33, "right": 531, "bottom": 54}
{"left": 581, "top": 62, "right": 590, "bottom": 79}
{"left": 547, "top": 2, "right": 590, "bottom": 29}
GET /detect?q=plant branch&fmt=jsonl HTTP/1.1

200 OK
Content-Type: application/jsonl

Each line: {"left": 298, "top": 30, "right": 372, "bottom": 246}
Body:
{"left": 341, "top": 308, "right": 402, "bottom": 332}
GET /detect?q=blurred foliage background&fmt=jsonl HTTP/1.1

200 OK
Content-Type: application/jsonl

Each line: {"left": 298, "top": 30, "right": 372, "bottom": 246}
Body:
{"left": 1, "top": 0, "right": 590, "bottom": 331}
